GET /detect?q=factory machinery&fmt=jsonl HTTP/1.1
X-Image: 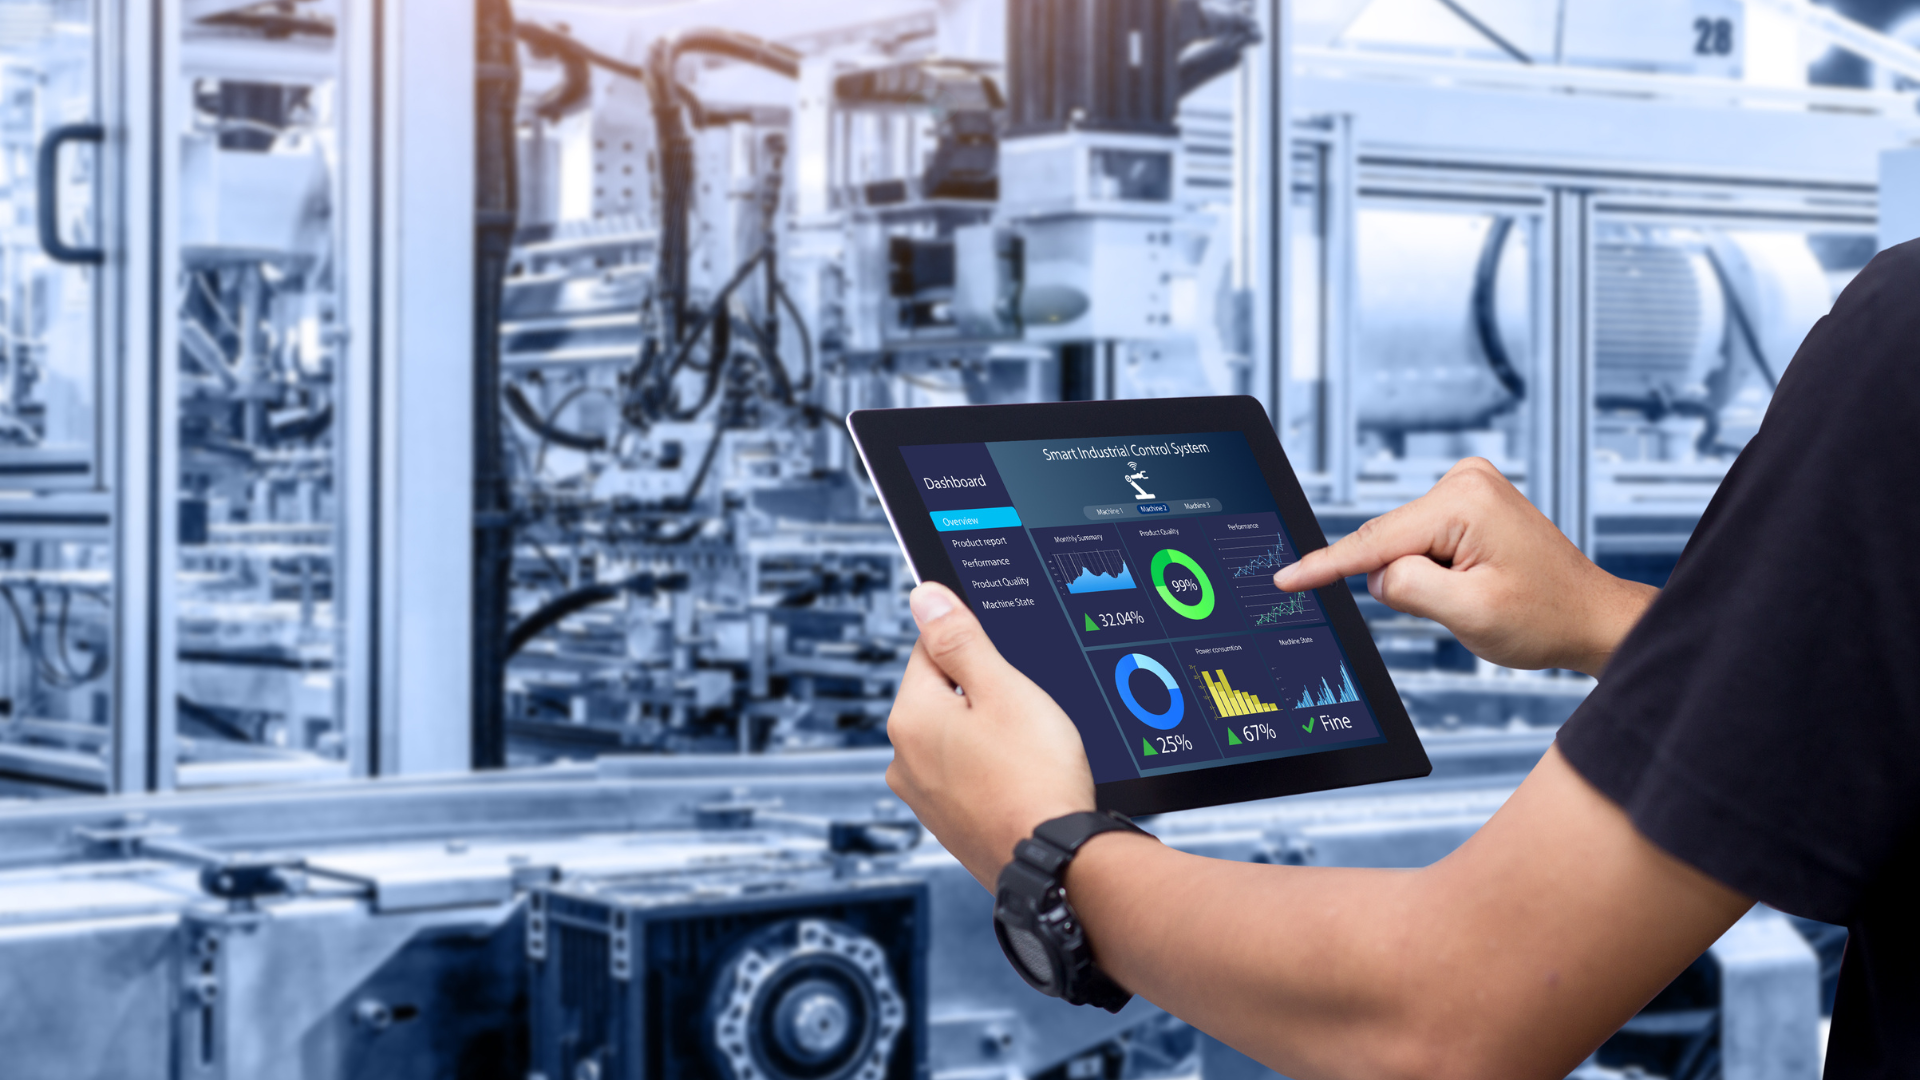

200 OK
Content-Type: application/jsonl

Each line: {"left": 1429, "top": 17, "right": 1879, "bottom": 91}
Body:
{"left": 482, "top": 0, "right": 1908, "bottom": 764}
{"left": 0, "top": 0, "right": 1903, "bottom": 782}
{"left": 2, "top": 0, "right": 1915, "bottom": 1076}
{"left": 480, "top": 0, "right": 1270, "bottom": 765}
{"left": 0, "top": 733, "right": 1840, "bottom": 1080}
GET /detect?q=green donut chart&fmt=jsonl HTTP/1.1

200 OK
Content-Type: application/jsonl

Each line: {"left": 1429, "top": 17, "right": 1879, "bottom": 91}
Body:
{"left": 1150, "top": 549, "right": 1215, "bottom": 621}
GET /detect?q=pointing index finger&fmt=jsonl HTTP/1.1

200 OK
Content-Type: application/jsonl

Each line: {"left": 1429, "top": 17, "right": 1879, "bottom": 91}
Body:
{"left": 1274, "top": 504, "right": 1457, "bottom": 593}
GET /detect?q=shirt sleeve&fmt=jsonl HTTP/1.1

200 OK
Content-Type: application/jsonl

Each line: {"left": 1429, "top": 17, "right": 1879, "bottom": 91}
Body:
{"left": 1556, "top": 239, "right": 1920, "bottom": 925}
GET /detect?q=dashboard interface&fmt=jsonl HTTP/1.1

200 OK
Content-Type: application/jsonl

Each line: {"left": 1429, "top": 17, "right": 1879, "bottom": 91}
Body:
{"left": 902, "top": 432, "right": 1386, "bottom": 784}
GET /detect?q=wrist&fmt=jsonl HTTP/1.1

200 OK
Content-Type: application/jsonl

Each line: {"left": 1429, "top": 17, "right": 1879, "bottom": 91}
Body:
{"left": 1060, "top": 826, "right": 1155, "bottom": 896}
{"left": 1569, "top": 577, "right": 1659, "bottom": 677}
{"left": 992, "top": 811, "right": 1154, "bottom": 1013}
{"left": 997, "top": 801, "right": 1097, "bottom": 865}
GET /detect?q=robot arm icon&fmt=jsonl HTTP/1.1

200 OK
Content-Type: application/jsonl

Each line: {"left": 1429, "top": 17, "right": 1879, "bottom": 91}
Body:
{"left": 1124, "top": 463, "right": 1157, "bottom": 501}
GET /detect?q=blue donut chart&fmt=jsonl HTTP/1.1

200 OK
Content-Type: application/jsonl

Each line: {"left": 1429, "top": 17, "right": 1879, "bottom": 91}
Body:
{"left": 1113, "top": 653, "right": 1185, "bottom": 731}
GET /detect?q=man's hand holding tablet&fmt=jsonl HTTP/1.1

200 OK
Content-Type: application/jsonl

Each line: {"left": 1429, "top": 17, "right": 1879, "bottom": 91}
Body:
{"left": 850, "top": 397, "right": 1432, "bottom": 818}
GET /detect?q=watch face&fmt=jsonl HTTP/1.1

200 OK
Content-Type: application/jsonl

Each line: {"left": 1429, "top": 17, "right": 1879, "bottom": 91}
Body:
{"left": 998, "top": 920, "right": 1056, "bottom": 988}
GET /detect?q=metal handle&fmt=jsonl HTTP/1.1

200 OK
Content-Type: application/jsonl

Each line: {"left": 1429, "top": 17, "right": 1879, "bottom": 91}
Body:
{"left": 37, "top": 122, "right": 105, "bottom": 266}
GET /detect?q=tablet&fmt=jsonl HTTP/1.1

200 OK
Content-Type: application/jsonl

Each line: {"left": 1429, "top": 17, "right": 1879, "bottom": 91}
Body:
{"left": 850, "top": 396, "right": 1430, "bottom": 816}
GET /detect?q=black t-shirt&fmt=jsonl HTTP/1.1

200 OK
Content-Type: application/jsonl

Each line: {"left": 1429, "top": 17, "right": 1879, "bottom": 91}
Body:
{"left": 1558, "top": 239, "right": 1920, "bottom": 1077}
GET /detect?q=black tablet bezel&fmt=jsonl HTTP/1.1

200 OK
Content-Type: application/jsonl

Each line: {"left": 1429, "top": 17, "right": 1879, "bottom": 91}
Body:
{"left": 850, "top": 396, "right": 1431, "bottom": 817}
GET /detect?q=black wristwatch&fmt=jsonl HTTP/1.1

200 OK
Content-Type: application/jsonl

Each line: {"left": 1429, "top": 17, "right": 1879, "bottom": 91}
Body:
{"left": 993, "top": 810, "right": 1155, "bottom": 1013}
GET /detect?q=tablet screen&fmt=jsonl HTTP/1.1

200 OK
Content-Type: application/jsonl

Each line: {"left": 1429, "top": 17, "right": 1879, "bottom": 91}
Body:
{"left": 901, "top": 432, "right": 1389, "bottom": 785}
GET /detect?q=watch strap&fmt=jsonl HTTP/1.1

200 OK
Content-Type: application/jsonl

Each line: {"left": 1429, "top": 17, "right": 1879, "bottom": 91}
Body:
{"left": 1027, "top": 810, "right": 1153, "bottom": 860}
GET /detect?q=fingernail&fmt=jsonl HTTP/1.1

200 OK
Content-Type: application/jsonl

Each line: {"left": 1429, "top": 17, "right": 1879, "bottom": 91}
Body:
{"left": 910, "top": 584, "right": 955, "bottom": 628}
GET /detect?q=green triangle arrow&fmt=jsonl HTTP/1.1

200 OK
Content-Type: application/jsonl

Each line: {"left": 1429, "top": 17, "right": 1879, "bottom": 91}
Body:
{"left": 1142, "top": 738, "right": 1158, "bottom": 756}
{"left": 1226, "top": 728, "right": 1242, "bottom": 746}
{"left": 1084, "top": 613, "right": 1099, "bottom": 632}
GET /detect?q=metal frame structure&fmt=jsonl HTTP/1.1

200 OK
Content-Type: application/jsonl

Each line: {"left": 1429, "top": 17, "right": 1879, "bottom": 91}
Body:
{"left": 1287, "top": 40, "right": 1912, "bottom": 559}
{"left": 0, "top": 0, "right": 476, "bottom": 796}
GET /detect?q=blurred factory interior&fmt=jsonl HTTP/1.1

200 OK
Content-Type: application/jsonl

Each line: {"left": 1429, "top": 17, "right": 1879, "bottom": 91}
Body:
{"left": 1, "top": 0, "right": 1916, "bottom": 1076}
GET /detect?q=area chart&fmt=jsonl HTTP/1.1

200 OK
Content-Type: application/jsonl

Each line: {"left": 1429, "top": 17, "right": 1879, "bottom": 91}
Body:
{"left": 1294, "top": 664, "right": 1362, "bottom": 709}
{"left": 1050, "top": 549, "right": 1138, "bottom": 594}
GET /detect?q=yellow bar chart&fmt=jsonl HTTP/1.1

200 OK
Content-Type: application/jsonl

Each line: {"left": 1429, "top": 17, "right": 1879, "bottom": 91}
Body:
{"left": 1195, "top": 667, "right": 1280, "bottom": 717}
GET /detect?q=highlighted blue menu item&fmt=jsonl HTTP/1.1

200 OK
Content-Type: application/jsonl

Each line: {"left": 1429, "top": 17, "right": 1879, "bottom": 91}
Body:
{"left": 931, "top": 506, "right": 1023, "bottom": 532}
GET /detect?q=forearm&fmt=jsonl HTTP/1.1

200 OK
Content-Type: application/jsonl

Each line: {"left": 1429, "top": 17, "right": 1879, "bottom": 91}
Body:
{"left": 1063, "top": 835, "right": 1432, "bottom": 1080}
{"left": 1056, "top": 750, "right": 1749, "bottom": 1080}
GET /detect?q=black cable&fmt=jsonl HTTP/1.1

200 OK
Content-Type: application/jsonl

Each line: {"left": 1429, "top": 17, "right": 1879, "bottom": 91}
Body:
{"left": 514, "top": 22, "right": 651, "bottom": 85}
{"left": 736, "top": 315, "right": 794, "bottom": 405}
{"left": 269, "top": 402, "right": 334, "bottom": 443}
{"left": 54, "top": 587, "right": 90, "bottom": 684}
{"left": 507, "top": 583, "right": 620, "bottom": 657}
{"left": 1703, "top": 246, "right": 1781, "bottom": 391}
{"left": 473, "top": 0, "right": 523, "bottom": 772}
{"left": 670, "top": 340, "right": 734, "bottom": 423}
{"left": 506, "top": 572, "right": 688, "bottom": 657}
{"left": 669, "top": 419, "right": 729, "bottom": 509}
{"left": 1472, "top": 216, "right": 1527, "bottom": 402}
{"left": 0, "top": 583, "right": 108, "bottom": 689}
{"left": 643, "top": 29, "right": 801, "bottom": 342}
{"left": 177, "top": 695, "right": 255, "bottom": 743}
{"left": 505, "top": 382, "right": 606, "bottom": 453}
{"left": 668, "top": 29, "right": 800, "bottom": 80}
{"left": 516, "top": 23, "right": 595, "bottom": 121}
{"left": 653, "top": 249, "right": 775, "bottom": 422}
{"left": 0, "top": 585, "right": 54, "bottom": 687}
{"left": 629, "top": 248, "right": 765, "bottom": 424}
{"left": 658, "top": 248, "right": 768, "bottom": 383}
{"left": 774, "top": 278, "right": 815, "bottom": 392}
{"left": 524, "top": 533, "right": 571, "bottom": 586}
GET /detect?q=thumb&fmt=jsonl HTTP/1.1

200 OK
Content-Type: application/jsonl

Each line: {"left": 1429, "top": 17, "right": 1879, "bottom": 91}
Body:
{"left": 1366, "top": 554, "right": 1473, "bottom": 625}
{"left": 909, "top": 582, "right": 1014, "bottom": 693}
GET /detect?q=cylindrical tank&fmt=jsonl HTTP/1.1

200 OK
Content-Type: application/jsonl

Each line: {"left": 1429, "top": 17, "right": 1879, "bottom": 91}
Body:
{"left": 1591, "top": 238, "right": 1724, "bottom": 403}
{"left": 1353, "top": 211, "right": 1532, "bottom": 430}
{"left": 1351, "top": 211, "right": 1832, "bottom": 434}
{"left": 1005, "top": 0, "right": 1180, "bottom": 137}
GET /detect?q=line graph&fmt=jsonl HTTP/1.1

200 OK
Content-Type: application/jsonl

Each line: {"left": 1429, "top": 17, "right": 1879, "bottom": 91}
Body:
{"left": 1253, "top": 593, "right": 1313, "bottom": 625}
{"left": 1049, "top": 549, "right": 1138, "bottom": 595}
{"left": 1210, "top": 534, "right": 1320, "bottom": 626}
{"left": 1229, "top": 539, "right": 1290, "bottom": 578}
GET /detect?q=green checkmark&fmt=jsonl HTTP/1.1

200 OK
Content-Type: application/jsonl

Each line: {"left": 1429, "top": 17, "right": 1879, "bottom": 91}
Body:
{"left": 1301, "top": 717, "right": 1316, "bottom": 733}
